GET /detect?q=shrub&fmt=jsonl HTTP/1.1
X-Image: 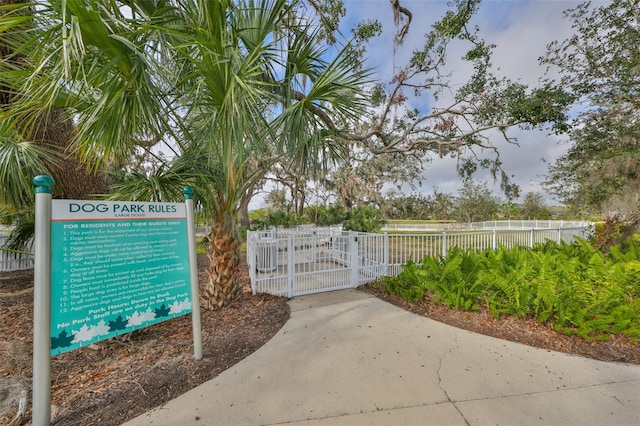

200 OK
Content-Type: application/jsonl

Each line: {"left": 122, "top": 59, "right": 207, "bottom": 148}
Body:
{"left": 343, "top": 206, "right": 386, "bottom": 233}
{"left": 381, "top": 239, "right": 640, "bottom": 341}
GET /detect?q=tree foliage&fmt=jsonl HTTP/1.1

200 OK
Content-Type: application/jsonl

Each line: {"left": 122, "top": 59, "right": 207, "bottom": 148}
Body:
{"left": 384, "top": 189, "right": 456, "bottom": 221}
{"left": 332, "top": 0, "right": 574, "bottom": 199}
{"left": 454, "top": 180, "right": 499, "bottom": 222}
{"left": 322, "top": 146, "right": 422, "bottom": 211}
{"left": 343, "top": 205, "right": 386, "bottom": 233}
{"left": 307, "top": 203, "right": 347, "bottom": 226}
{"left": 384, "top": 187, "right": 557, "bottom": 222}
{"left": 519, "top": 192, "right": 551, "bottom": 220}
{"left": 542, "top": 0, "right": 640, "bottom": 214}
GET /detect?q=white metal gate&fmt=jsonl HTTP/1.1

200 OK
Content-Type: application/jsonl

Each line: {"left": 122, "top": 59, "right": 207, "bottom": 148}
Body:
{"left": 247, "top": 229, "right": 392, "bottom": 298}
{"left": 249, "top": 232, "right": 352, "bottom": 297}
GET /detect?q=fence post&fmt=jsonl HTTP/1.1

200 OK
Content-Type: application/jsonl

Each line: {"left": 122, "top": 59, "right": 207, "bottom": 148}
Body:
{"left": 183, "top": 187, "right": 202, "bottom": 360}
{"left": 33, "top": 175, "right": 54, "bottom": 426}
{"left": 247, "top": 233, "right": 257, "bottom": 295}
{"left": 384, "top": 233, "right": 389, "bottom": 276}
{"left": 287, "top": 236, "right": 294, "bottom": 298}
{"left": 492, "top": 229, "right": 497, "bottom": 250}
{"left": 557, "top": 228, "right": 562, "bottom": 244}
{"left": 350, "top": 232, "right": 359, "bottom": 287}
{"left": 442, "top": 232, "right": 447, "bottom": 258}
{"left": 311, "top": 231, "right": 317, "bottom": 263}
{"left": 529, "top": 228, "right": 535, "bottom": 248}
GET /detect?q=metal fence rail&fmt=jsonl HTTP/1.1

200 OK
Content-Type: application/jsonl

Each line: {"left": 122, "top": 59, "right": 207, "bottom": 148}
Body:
{"left": 382, "top": 219, "right": 592, "bottom": 232}
{"left": 247, "top": 222, "right": 592, "bottom": 297}
{"left": 462, "top": 220, "right": 592, "bottom": 230}
{"left": 0, "top": 235, "right": 34, "bottom": 272}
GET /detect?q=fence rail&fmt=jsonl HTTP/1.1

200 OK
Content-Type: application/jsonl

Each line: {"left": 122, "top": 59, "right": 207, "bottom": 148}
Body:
{"left": 381, "top": 219, "right": 592, "bottom": 232}
{"left": 0, "top": 235, "right": 34, "bottom": 272}
{"left": 247, "top": 222, "right": 592, "bottom": 298}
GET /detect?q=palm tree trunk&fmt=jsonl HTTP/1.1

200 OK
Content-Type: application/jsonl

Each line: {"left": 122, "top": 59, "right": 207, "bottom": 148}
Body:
{"left": 32, "top": 109, "right": 110, "bottom": 199}
{"left": 238, "top": 185, "right": 255, "bottom": 228}
{"left": 204, "top": 211, "right": 243, "bottom": 309}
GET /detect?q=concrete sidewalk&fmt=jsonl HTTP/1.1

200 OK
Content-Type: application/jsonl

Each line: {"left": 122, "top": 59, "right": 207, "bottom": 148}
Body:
{"left": 125, "top": 290, "right": 640, "bottom": 426}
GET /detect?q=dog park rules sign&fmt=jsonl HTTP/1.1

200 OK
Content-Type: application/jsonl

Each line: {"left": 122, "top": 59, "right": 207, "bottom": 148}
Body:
{"left": 32, "top": 177, "right": 201, "bottom": 424}
{"left": 50, "top": 200, "right": 193, "bottom": 355}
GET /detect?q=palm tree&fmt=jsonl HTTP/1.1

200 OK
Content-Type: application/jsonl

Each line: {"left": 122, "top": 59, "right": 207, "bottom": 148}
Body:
{"left": 171, "top": 0, "right": 370, "bottom": 308}
{"left": 0, "top": 0, "right": 369, "bottom": 308}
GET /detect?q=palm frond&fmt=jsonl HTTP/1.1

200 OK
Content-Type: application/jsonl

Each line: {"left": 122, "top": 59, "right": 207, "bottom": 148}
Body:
{"left": 107, "top": 167, "right": 191, "bottom": 203}
{"left": 0, "top": 131, "right": 58, "bottom": 209}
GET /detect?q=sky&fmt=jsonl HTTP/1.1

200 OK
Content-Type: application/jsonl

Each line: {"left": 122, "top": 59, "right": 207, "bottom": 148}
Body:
{"left": 336, "top": 0, "right": 606, "bottom": 204}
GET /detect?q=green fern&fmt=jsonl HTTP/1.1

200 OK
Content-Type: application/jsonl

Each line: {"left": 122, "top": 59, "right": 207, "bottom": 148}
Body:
{"left": 381, "top": 236, "right": 640, "bottom": 341}
{"left": 399, "top": 286, "right": 425, "bottom": 303}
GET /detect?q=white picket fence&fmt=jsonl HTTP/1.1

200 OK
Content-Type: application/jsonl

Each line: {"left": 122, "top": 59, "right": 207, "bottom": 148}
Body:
{"left": 247, "top": 222, "right": 592, "bottom": 298}
{"left": 0, "top": 234, "right": 34, "bottom": 272}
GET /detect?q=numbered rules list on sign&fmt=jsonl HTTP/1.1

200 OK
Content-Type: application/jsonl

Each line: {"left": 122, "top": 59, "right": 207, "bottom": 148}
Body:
{"left": 50, "top": 200, "right": 193, "bottom": 355}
